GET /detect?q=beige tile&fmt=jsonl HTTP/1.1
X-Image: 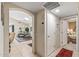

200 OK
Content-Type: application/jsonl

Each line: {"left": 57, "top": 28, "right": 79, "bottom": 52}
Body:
{"left": 9, "top": 46, "right": 23, "bottom": 57}
{"left": 10, "top": 39, "right": 77, "bottom": 57}
{"left": 10, "top": 39, "right": 38, "bottom": 57}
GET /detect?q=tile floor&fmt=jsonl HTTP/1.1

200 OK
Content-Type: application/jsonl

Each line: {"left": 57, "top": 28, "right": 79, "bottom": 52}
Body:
{"left": 49, "top": 42, "right": 78, "bottom": 57}
{"left": 9, "top": 39, "right": 78, "bottom": 57}
{"left": 9, "top": 39, "right": 38, "bottom": 57}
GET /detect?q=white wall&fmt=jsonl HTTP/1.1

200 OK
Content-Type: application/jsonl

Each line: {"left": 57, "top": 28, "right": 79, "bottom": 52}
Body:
{"left": 77, "top": 4, "right": 79, "bottom": 55}
{"left": 36, "top": 10, "right": 45, "bottom": 56}
{"left": 0, "top": 3, "right": 4, "bottom": 56}
{"left": 3, "top": 3, "right": 9, "bottom": 56}
{"left": 46, "top": 11, "right": 60, "bottom": 56}
{"left": 77, "top": 14, "right": 79, "bottom": 56}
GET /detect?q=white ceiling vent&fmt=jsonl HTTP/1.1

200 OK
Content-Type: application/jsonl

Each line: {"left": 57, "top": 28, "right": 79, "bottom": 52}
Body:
{"left": 43, "top": 2, "right": 60, "bottom": 10}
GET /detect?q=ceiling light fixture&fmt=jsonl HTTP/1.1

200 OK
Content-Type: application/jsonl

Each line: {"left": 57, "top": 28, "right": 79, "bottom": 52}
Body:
{"left": 55, "top": 9, "right": 60, "bottom": 13}
{"left": 24, "top": 17, "right": 29, "bottom": 20}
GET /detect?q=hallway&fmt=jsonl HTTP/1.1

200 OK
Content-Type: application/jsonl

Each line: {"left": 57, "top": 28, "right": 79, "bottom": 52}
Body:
{"left": 1, "top": 2, "right": 79, "bottom": 57}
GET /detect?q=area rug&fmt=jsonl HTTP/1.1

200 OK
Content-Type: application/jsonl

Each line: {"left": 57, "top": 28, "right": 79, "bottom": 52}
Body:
{"left": 28, "top": 43, "right": 32, "bottom": 47}
{"left": 56, "top": 48, "right": 73, "bottom": 57}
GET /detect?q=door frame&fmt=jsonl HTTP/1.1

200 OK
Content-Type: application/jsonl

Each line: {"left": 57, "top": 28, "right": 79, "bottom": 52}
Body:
{"left": 60, "top": 15, "right": 78, "bottom": 52}
{"left": 2, "top": 3, "right": 36, "bottom": 56}
{"left": 62, "top": 19, "right": 68, "bottom": 46}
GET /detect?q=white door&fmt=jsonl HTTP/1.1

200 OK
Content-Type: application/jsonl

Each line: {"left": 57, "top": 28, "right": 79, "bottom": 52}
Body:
{"left": 46, "top": 11, "right": 56, "bottom": 56}
{"left": 60, "top": 19, "right": 68, "bottom": 46}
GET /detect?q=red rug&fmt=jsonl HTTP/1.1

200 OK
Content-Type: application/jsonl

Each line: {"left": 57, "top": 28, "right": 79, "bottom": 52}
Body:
{"left": 56, "top": 48, "right": 73, "bottom": 57}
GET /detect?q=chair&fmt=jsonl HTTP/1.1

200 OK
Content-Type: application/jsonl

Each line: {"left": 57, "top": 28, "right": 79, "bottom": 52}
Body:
{"left": 9, "top": 32, "right": 15, "bottom": 52}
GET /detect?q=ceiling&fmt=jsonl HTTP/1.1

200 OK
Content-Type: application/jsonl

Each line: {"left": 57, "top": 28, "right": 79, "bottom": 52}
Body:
{"left": 12, "top": 2, "right": 44, "bottom": 13}
{"left": 51, "top": 2, "right": 78, "bottom": 17}
{"left": 12, "top": 2, "right": 78, "bottom": 17}
{"left": 9, "top": 10, "right": 32, "bottom": 24}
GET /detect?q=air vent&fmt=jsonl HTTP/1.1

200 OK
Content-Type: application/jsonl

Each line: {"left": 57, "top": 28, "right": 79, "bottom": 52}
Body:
{"left": 43, "top": 2, "right": 60, "bottom": 10}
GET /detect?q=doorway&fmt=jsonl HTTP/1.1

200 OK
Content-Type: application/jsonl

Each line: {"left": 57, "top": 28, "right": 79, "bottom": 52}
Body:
{"left": 60, "top": 16, "right": 78, "bottom": 56}
{"left": 9, "top": 8, "right": 35, "bottom": 57}
{"left": 67, "top": 19, "right": 76, "bottom": 44}
{"left": 66, "top": 17, "right": 76, "bottom": 52}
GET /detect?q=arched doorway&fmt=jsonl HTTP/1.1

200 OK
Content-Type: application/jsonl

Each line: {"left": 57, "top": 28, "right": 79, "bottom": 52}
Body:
{"left": 9, "top": 8, "right": 35, "bottom": 57}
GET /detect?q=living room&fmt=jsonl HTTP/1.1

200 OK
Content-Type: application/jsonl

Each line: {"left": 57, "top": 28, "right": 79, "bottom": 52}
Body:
{"left": 9, "top": 8, "right": 33, "bottom": 56}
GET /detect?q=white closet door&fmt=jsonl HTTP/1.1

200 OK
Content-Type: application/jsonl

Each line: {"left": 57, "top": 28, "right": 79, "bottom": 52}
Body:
{"left": 46, "top": 11, "right": 56, "bottom": 56}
